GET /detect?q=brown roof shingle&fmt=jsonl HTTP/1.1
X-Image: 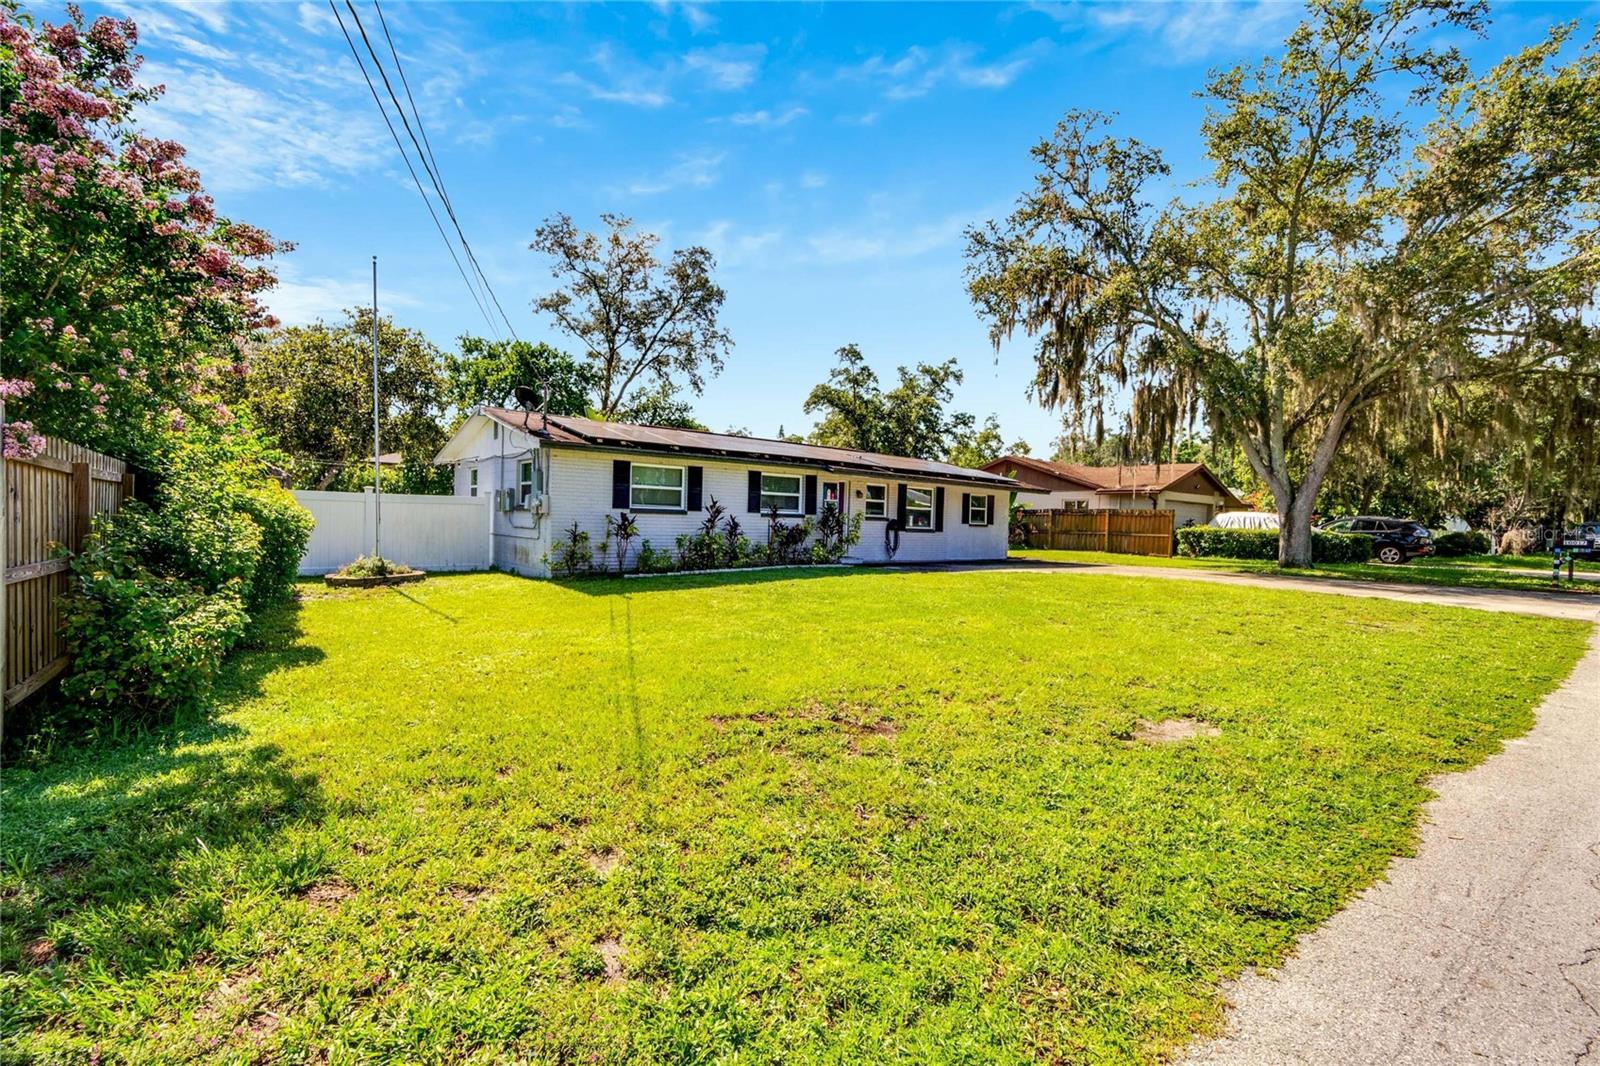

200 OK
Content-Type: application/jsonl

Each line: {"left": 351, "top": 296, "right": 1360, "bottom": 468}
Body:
{"left": 983, "top": 455, "right": 1241, "bottom": 503}
{"left": 480, "top": 409, "right": 1018, "bottom": 488}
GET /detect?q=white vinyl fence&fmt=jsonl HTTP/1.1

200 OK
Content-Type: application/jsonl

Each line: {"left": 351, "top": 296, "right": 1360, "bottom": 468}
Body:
{"left": 292, "top": 490, "right": 492, "bottom": 575}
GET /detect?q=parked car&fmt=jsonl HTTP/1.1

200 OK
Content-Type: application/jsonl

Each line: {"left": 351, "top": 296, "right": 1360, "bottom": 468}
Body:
{"left": 1317, "top": 515, "right": 1435, "bottom": 564}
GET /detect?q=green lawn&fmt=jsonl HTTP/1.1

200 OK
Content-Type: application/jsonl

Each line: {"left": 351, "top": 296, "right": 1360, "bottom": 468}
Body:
{"left": 1010, "top": 548, "right": 1599, "bottom": 595}
{"left": 2, "top": 571, "right": 1589, "bottom": 1064}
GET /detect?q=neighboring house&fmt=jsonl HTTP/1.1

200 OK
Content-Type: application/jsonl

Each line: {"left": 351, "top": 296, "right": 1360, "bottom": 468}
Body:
{"left": 434, "top": 409, "right": 1017, "bottom": 576}
{"left": 981, "top": 455, "right": 1245, "bottom": 528}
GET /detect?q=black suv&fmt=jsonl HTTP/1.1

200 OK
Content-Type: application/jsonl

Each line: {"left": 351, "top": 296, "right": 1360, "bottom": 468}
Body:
{"left": 1317, "top": 516, "right": 1435, "bottom": 564}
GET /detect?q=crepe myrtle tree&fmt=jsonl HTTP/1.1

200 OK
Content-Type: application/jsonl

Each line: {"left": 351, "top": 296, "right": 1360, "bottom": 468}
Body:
{"left": 1, "top": 4, "right": 286, "bottom": 460}
{"left": 530, "top": 213, "right": 731, "bottom": 420}
{"left": 965, "top": 0, "right": 1600, "bottom": 565}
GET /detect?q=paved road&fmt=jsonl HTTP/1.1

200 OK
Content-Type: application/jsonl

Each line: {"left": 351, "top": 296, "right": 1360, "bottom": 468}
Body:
{"left": 905, "top": 559, "right": 1600, "bottom": 622}
{"left": 1180, "top": 629, "right": 1600, "bottom": 1065}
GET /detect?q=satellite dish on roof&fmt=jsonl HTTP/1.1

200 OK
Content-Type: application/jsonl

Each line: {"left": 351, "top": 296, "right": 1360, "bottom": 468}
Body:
{"left": 513, "top": 384, "right": 540, "bottom": 411}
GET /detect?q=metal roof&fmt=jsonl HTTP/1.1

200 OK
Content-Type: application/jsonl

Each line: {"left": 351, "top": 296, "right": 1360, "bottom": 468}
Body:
{"left": 476, "top": 409, "right": 1017, "bottom": 488}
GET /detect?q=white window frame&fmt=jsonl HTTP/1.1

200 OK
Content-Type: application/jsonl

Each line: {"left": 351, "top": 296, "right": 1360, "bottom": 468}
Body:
{"left": 518, "top": 460, "right": 536, "bottom": 506}
{"left": 468, "top": 467, "right": 479, "bottom": 497}
{"left": 967, "top": 494, "right": 990, "bottom": 526}
{"left": 630, "top": 463, "right": 686, "bottom": 511}
{"left": 905, "top": 486, "right": 935, "bottom": 530}
{"left": 820, "top": 480, "right": 844, "bottom": 510}
{"left": 759, "top": 472, "right": 804, "bottom": 515}
{"left": 863, "top": 482, "right": 888, "bottom": 519}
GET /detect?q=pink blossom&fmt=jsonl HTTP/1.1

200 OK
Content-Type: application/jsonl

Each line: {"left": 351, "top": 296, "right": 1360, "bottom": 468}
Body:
{"left": 3, "top": 421, "right": 47, "bottom": 460}
{"left": 0, "top": 379, "right": 35, "bottom": 400}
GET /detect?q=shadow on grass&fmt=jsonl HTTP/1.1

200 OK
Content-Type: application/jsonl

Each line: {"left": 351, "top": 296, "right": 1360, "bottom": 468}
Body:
{"left": 0, "top": 596, "right": 329, "bottom": 982}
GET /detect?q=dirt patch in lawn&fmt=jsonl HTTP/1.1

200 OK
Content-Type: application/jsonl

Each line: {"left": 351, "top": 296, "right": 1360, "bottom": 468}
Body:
{"left": 300, "top": 879, "right": 356, "bottom": 908}
{"left": 23, "top": 938, "right": 57, "bottom": 967}
{"left": 585, "top": 849, "right": 621, "bottom": 877}
{"left": 1133, "top": 717, "right": 1221, "bottom": 744}
{"left": 595, "top": 937, "right": 625, "bottom": 984}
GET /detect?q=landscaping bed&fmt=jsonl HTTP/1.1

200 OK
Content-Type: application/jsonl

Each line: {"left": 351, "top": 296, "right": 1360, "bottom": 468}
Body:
{"left": 2, "top": 571, "right": 1587, "bottom": 1063}
{"left": 322, "top": 569, "right": 427, "bottom": 588}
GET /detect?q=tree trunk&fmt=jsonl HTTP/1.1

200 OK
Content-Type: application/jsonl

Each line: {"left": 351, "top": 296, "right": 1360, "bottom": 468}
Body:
{"left": 1276, "top": 487, "right": 1319, "bottom": 567}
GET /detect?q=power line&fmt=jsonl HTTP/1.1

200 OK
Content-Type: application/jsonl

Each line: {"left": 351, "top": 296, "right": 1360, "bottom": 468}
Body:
{"left": 327, "top": 0, "right": 503, "bottom": 341}
{"left": 362, "top": 0, "right": 519, "bottom": 341}
{"left": 345, "top": 0, "right": 521, "bottom": 342}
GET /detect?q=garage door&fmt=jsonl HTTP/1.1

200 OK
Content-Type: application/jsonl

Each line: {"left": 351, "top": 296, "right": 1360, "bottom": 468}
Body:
{"left": 1170, "top": 501, "right": 1212, "bottom": 528}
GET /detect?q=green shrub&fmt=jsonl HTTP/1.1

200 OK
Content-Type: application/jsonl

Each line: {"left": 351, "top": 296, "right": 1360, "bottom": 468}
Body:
{"left": 1176, "top": 526, "right": 1372, "bottom": 563}
{"left": 1434, "top": 530, "right": 1491, "bottom": 557}
{"left": 1313, "top": 530, "right": 1373, "bottom": 563}
{"left": 334, "top": 555, "right": 414, "bottom": 578}
{"left": 1176, "top": 526, "right": 1278, "bottom": 560}
{"left": 51, "top": 426, "right": 313, "bottom": 730}
{"left": 59, "top": 518, "right": 248, "bottom": 722}
{"left": 238, "top": 484, "right": 315, "bottom": 611}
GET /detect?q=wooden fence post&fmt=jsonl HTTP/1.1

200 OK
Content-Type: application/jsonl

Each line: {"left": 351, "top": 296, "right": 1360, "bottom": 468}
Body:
{"left": 71, "top": 462, "right": 92, "bottom": 550}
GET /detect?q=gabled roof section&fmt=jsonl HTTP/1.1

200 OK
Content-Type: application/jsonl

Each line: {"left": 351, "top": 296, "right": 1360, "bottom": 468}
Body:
{"left": 441, "top": 408, "right": 1018, "bottom": 488}
{"left": 982, "top": 455, "right": 1243, "bottom": 505}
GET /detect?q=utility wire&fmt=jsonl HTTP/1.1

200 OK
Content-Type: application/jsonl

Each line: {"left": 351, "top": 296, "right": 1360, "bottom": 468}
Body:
{"left": 328, "top": 0, "right": 502, "bottom": 341}
{"left": 363, "top": 0, "right": 519, "bottom": 341}
{"left": 346, "top": 0, "right": 521, "bottom": 342}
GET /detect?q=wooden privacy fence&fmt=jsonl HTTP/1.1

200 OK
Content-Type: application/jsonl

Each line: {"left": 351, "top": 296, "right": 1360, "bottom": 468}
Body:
{"left": 4, "top": 437, "right": 133, "bottom": 709}
{"left": 1018, "top": 508, "right": 1175, "bottom": 557}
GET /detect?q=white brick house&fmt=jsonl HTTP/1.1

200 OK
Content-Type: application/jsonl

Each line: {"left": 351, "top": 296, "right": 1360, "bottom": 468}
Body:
{"left": 432, "top": 409, "right": 1017, "bottom": 577}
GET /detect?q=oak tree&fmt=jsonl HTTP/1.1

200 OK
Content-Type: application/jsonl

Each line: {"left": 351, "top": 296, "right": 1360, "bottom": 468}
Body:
{"left": 966, "top": 0, "right": 1599, "bottom": 564}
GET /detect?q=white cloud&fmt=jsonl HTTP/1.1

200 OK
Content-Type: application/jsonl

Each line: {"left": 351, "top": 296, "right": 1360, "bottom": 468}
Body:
{"left": 800, "top": 170, "right": 828, "bottom": 189}
{"left": 560, "top": 44, "right": 674, "bottom": 107}
{"left": 614, "top": 150, "right": 727, "bottom": 196}
{"left": 136, "top": 60, "right": 388, "bottom": 192}
{"left": 698, "top": 220, "right": 782, "bottom": 267}
{"left": 806, "top": 213, "right": 972, "bottom": 264}
{"left": 296, "top": 2, "right": 334, "bottom": 35}
{"left": 265, "top": 264, "right": 421, "bottom": 327}
{"left": 728, "top": 106, "right": 808, "bottom": 128}
{"left": 649, "top": 1, "right": 716, "bottom": 33}
{"left": 684, "top": 44, "right": 766, "bottom": 90}
{"left": 838, "top": 110, "right": 881, "bottom": 127}
{"left": 843, "top": 42, "right": 1045, "bottom": 101}
{"left": 1026, "top": 1, "right": 1297, "bottom": 61}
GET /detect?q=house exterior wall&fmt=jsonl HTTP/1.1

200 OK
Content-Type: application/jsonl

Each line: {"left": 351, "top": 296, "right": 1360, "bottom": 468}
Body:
{"left": 1015, "top": 488, "right": 1095, "bottom": 510}
{"left": 535, "top": 448, "right": 1007, "bottom": 575}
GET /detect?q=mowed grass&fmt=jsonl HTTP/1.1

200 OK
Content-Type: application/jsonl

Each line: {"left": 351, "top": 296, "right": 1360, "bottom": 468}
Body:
{"left": 2, "top": 571, "right": 1589, "bottom": 1065}
{"left": 1010, "top": 548, "right": 1599, "bottom": 594}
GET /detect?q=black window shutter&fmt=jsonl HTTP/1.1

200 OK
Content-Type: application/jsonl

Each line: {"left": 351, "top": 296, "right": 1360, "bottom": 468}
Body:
{"left": 896, "top": 483, "right": 908, "bottom": 525}
{"left": 748, "top": 471, "right": 762, "bottom": 513}
{"left": 687, "top": 465, "right": 704, "bottom": 511}
{"left": 934, "top": 487, "right": 946, "bottom": 532}
{"left": 986, "top": 494, "right": 996, "bottom": 526}
{"left": 804, "top": 475, "right": 818, "bottom": 515}
{"left": 961, "top": 492, "right": 971, "bottom": 524}
{"left": 612, "top": 460, "right": 631, "bottom": 509}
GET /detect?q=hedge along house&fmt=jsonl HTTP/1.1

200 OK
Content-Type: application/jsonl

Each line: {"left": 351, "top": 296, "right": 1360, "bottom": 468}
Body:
{"left": 433, "top": 408, "right": 1018, "bottom": 576}
{"left": 981, "top": 456, "right": 1245, "bottom": 529}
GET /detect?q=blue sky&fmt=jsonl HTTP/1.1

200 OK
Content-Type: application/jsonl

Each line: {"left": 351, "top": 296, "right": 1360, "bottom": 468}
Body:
{"left": 78, "top": 0, "right": 1589, "bottom": 449}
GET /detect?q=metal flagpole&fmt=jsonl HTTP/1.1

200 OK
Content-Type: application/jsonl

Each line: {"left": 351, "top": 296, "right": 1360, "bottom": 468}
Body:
{"left": 372, "top": 255, "right": 381, "bottom": 561}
